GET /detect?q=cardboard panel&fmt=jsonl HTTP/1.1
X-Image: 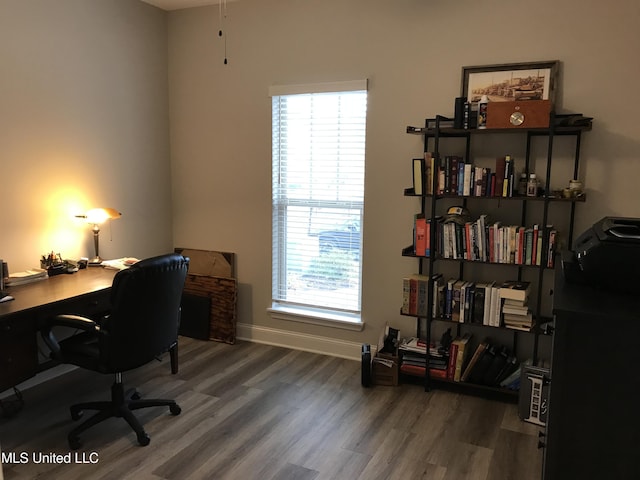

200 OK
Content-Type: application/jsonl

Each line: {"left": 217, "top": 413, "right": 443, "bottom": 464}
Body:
{"left": 175, "top": 248, "right": 235, "bottom": 278}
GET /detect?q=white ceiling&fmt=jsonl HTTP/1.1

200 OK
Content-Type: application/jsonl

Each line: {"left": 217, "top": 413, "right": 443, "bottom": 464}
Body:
{"left": 140, "top": 0, "right": 228, "bottom": 11}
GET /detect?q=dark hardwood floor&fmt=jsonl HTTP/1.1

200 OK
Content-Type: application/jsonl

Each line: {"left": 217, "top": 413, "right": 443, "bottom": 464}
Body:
{"left": 0, "top": 337, "right": 542, "bottom": 479}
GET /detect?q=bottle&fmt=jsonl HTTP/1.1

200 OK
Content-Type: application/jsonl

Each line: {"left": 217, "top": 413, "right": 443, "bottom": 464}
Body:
{"left": 518, "top": 173, "right": 528, "bottom": 196}
{"left": 527, "top": 173, "right": 538, "bottom": 197}
{"left": 477, "top": 95, "right": 489, "bottom": 129}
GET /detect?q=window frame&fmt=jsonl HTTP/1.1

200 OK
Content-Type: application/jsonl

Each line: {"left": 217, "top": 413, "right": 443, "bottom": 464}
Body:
{"left": 269, "top": 80, "right": 367, "bottom": 329}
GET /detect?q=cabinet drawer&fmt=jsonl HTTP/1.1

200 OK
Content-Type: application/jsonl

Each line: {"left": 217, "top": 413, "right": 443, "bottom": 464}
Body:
{"left": 34, "top": 290, "right": 111, "bottom": 327}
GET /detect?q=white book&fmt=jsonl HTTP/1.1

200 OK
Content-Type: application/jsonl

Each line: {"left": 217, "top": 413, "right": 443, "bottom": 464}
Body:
{"left": 483, "top": 281, "right": 495, "bottom": 325}
{"left": 463, "top": 163, "right": 473, "bottom": 196}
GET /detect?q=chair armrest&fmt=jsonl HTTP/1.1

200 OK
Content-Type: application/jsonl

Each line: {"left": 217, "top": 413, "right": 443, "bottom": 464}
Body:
{"left": 48, "top": 314, "right": 98, "bottom": 330}
{"left": 40, "top": 314, "right": 99, "bottom": 359}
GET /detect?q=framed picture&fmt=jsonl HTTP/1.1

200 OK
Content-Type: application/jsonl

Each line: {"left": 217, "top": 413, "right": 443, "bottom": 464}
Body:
{"left": 461, "top": 60, "right": 559, "bottom": 104}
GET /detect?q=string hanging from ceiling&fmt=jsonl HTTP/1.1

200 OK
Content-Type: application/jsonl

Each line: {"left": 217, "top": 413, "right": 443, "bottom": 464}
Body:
{"left": 218, "top": 0, "right": 228, "bottom": 65}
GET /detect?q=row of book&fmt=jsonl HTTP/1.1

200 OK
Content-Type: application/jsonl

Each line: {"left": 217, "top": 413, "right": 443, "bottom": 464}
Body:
{"left": 413, "top": 214, "right": 557, "bottom": 268}
{"left": 401, "top": 275, "right": 533, "bottom": 331}
{"left": 412, "top": 152, "right": 521, "bottom": 198}
{"left": 398, "top": 335, "right": 522, "bottom": 389}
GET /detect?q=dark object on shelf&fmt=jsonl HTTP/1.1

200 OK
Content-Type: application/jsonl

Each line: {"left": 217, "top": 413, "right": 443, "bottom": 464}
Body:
{"left": 554, "top": 114, "right": 593, "bottom": 127}
{"left": 453, "top": 96, "right": 466, "bottom": 129}
{"left": 564, "top": 217, "right": 640, "bottom": 293}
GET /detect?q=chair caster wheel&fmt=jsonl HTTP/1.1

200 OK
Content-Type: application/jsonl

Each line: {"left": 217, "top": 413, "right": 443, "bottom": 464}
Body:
{"left": 131, "top": 391, "right": 141, "bottom": 400}
{"left": 69, "top": 436, "right": 82, "bottom": 450}
{"left": 137, "top": 433, "right": 151, "bottom": 446}
{"left": 170, "top": 404, "right": 181, "bottom": 415}
{"left": 71, "top": 410, "right": 83, "bottom": 421}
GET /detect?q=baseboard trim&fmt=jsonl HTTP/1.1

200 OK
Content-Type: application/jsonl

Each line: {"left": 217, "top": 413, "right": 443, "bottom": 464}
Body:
{"left": 236, "top": 323, "right": 362, "bottom": 361}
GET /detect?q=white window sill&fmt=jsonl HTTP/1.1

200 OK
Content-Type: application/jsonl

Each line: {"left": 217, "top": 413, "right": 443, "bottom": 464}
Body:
{"left": 267, "top": 303, "right": 364, "bottom": 332}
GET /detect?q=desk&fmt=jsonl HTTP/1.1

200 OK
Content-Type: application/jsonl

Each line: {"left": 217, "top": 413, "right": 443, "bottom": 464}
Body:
{"left": 0, "top": 268, "right": 116, "bottom": 393}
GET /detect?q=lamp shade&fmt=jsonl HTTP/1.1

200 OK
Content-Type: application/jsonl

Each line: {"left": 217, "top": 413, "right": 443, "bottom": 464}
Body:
{"left": 84, "top": 208, "right": 121, "bottom": 224}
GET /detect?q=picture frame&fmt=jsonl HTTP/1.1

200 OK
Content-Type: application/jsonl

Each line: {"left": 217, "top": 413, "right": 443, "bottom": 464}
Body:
{"left": 461, "top": 60, "right": 559, "bottom": 104}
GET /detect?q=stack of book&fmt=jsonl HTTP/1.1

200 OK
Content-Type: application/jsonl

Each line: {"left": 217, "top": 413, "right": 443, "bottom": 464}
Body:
{"left": 5, "top": 268, "right": 48, "bottom": 286}
{"left": 399, "top": 337, "right": 449, "bottom": 379}
{"left": 498, "top": 280, "right": 532, "bottom": 331}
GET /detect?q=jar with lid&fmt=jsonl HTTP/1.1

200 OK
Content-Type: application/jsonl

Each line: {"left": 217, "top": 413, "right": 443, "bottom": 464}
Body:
{"left": 518, "top": 173, "right": 528, "bottom": 196}
{"left": 569, "top": 179, "right": 583, "bottom": 196}
{"left": 527, "top": 174, "right": 538, "bottom": 197}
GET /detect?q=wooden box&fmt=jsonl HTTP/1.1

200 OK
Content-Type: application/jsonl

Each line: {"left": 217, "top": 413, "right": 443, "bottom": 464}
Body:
{"left": 176, "top": 248, "right": 237, "bottom": 344}
{"left": 372, "top": 352, "right": 399, "bottom": 386}
{"left": 486, "top": 100, "right": 551, "bottom": 129}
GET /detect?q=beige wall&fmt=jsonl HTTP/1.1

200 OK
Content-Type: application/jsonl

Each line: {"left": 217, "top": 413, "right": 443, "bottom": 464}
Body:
{"left": 168, "top": 0, "right": 640, "bottom": 350}
{"left": 0, "top": 0, "right": 173, "bottom": 272}
{"left": 1, "top": 0, "right": 639, "bottom": 358}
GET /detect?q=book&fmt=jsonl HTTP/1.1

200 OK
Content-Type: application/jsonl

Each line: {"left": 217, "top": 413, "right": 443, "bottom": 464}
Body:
{"left": 425, "top": 152, "right": 434, "bottom": 195}
{"left": 498, "top": 280, "right": 531, "bottom": 302}
{"left": 451, "top": 280, "right": 465, "bottom": 322}
{"left": 461, "top": 341, "right": 488, "bottom": 382}
{"left": 502, "top": 307, "right": 533, "bottom": 325}
{"left": 413, "top": 158, "right": 425, "bottom": 195}
{"left": 488, "top": 284, "right": 501, "bottom": 327}
{"left": 451, "top": 333, "right": 472, "bottom": 382}
{"left": 471, "top": 283, "right": 487, "bottom": 324}
{"left": 482, "top": 282, "right": 495, "bottom": 326}
{"left": 502, "top": 304, "right": 530, "bottom": 315}
{"left": 400, "top": 364, "right": 448, "bottom": 379}
{"left": 414, "top": 214, "right": 427, "bottom": 256}
{"left": 494, "top": 156, "right": 506, "bottom": 198}
{"left": 467, "top": 343, "right": 496, "bottom": 384}
{"left": 482, "top": 345, "right": 511, "bottom": 386}
{"left": 447, "top": 342, "right": 459, "bottom": 380}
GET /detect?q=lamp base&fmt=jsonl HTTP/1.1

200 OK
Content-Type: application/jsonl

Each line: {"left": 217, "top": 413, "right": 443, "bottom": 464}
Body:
{"left": 88, "top": 256, "right": 103, "bottom": 266}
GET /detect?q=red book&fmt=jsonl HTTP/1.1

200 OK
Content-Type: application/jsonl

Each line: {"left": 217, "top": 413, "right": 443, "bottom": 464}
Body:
{"left": 415, "top": 216, "right": 427, "bottom": 256}
{"left": 494, "top": 157, "right": 506, "bottom": 198}
{"left": 531, "top": 224, "right": 539, "bottom": 266}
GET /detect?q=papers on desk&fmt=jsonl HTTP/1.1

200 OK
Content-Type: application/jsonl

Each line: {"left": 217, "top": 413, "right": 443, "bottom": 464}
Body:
{"left": 0, "top": 292, "right": 14, "bottom": 302}
{"left": 5, "top": 268, "right": 48, "bottom": 286}
{"left": 101, "top": 258, "right": 140, "bottom": 271}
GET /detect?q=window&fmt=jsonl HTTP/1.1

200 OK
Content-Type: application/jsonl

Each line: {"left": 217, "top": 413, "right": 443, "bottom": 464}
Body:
{"left": 270, "top": 80, "right": 367, "bottom": 326}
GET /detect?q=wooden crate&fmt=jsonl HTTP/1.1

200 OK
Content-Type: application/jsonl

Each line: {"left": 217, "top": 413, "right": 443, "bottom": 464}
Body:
{"left": 176, "top": 248, "right": 237, "bottom": 345}
{"left": 372, "top": 352, "right": 399, "bottom": 386}
{"left": 183, "top": 274, "right": 237, "bottom": 344}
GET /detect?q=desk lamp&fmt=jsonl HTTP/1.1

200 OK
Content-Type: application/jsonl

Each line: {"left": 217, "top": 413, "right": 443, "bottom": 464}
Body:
{"left": 76, "top": 208, "right": 122, "bottom": 266}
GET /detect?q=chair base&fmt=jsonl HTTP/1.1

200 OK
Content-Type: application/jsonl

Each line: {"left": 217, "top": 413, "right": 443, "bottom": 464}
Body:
{"left": 67, "top": 377, "right": 181, "bottom": 450}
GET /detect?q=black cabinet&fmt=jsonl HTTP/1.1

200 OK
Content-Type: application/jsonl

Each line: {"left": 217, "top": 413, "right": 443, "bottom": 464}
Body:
{"left": 543, "top": 275, "right": 640, "bottom": 479}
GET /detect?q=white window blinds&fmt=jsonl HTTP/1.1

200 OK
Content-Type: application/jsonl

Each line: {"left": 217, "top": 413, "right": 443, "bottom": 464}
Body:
{"left": 271, "top": 81, "right": 367, "bottom": 315}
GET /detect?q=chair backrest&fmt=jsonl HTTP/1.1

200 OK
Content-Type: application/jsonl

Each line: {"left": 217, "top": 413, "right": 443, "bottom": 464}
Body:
{"left": 100, "top": 253, "right": 189, "bottom": 372}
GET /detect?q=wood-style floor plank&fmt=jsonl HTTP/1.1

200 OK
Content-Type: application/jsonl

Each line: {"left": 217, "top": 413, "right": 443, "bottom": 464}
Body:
{"left": 0, "top": 338, "right": 543, "bottom": 480}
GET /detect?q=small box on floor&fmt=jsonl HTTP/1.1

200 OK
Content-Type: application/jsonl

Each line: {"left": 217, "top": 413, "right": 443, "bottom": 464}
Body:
{"left": 372, "top": 353, "right": 399, "bottom": 386}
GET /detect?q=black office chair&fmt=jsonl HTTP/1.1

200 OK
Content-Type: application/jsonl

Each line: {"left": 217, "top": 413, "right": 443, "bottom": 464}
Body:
{"left": 41, "top": 253, "right": 189, "bottom": 450}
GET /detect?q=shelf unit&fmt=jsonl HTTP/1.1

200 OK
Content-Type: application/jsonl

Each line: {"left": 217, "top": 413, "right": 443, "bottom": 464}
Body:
{"left": 403, "top": 113, "right": 591, "bottom": 394}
